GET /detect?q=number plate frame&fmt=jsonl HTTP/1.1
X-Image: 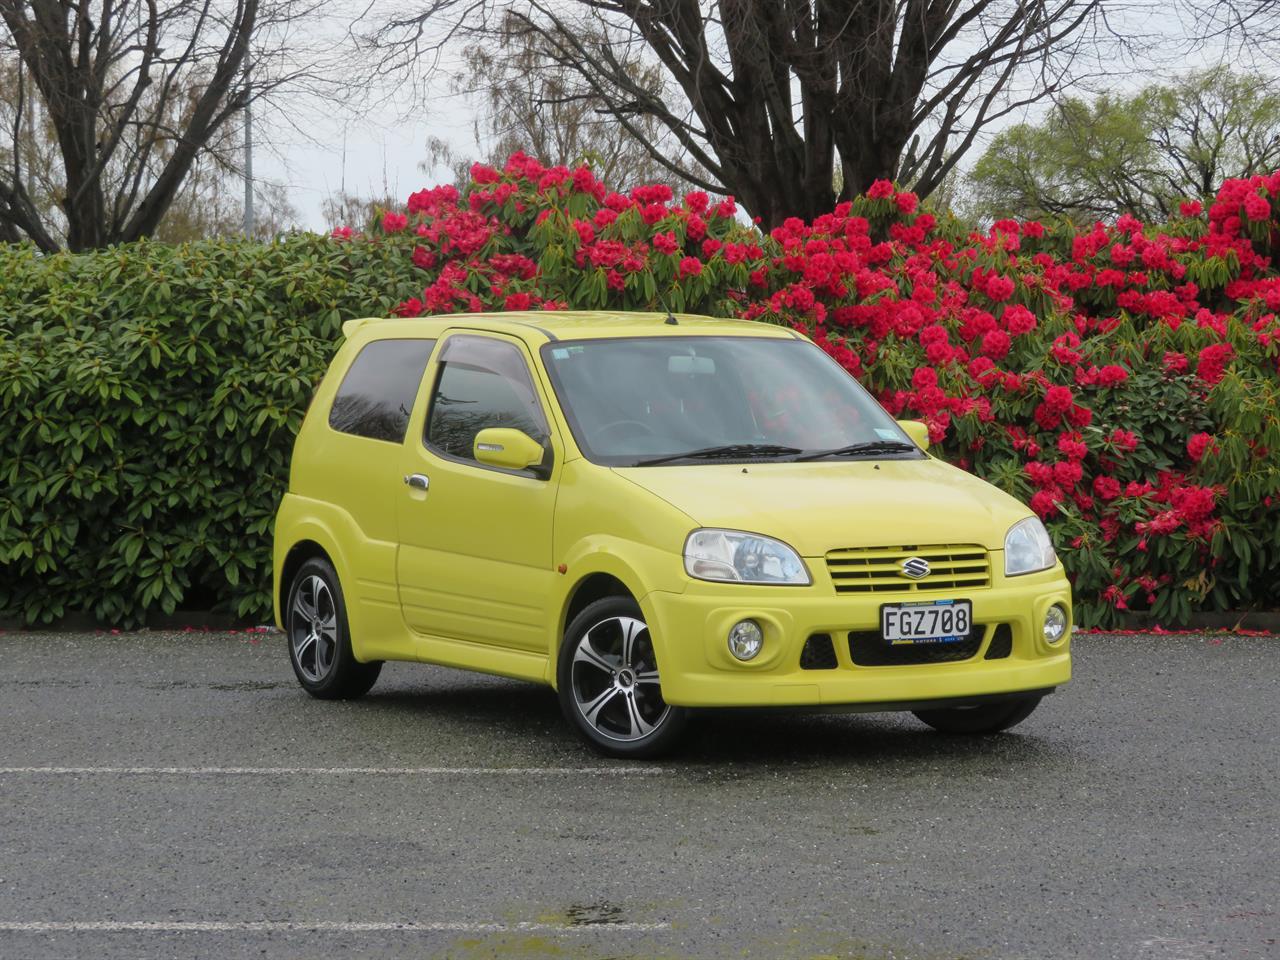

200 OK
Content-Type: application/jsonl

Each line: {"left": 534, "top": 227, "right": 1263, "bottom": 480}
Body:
{"left": 879, "top": 599, "right": 973, "bottom": 646}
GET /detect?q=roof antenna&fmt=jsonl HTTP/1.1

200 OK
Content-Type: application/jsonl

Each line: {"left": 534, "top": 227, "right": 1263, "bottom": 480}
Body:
{"left": 656, "top": 290, "right": 679, "bottom": 325}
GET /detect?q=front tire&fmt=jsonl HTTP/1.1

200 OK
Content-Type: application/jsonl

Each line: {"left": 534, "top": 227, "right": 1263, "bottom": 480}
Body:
{"left": 912, "top": 694, "right": 1041, "bottom": 734}
{"left": 557, "top": 597, "right": 688, "bottom": 758}
{"left": 286, "top": 557, "right": 381, "bottom": 700}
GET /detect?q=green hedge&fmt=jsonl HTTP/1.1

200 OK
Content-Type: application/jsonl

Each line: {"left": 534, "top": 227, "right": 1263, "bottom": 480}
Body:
{"left": 0, "top": 236, "right": 422, "bottom": 625}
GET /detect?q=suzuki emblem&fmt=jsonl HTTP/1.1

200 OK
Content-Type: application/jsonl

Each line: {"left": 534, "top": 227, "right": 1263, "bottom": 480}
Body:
{"left": 900, "top": 557, "right": 931, "bottom": 580}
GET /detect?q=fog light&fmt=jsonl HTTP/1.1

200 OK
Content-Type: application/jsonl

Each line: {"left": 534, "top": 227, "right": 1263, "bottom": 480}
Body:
{"left": 1043, "top": 604, "right": 1068, "bottom": 644}
{"left": 727, "top": 619, "right": 764, "bottom": 661}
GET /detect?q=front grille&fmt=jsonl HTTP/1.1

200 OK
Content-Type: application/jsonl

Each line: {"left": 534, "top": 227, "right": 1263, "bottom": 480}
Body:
{"left": 825, "top": 544, "right": 991, "bottom": 594}
{"left": 984, "top": 623, "right": 1013, "bottom": 659}
{"left": 848, "top": 624, "right": 986, "bottom": 666}
{"left": 800, "top": 633, "right": 838, "bottom": 669}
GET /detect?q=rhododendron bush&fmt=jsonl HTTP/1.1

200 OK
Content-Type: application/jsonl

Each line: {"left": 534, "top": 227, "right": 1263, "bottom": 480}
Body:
{"left": 350, "top": 152, "right": 1280, "bottom": 627}
{"left": 4, "top": 154, "right": 1274, "bottom": 628}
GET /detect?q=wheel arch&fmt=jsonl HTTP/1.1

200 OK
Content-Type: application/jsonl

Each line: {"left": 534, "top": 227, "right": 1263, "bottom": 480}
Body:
{"left": 551, "top": 562, "right": 649, "bottom": 687}
{"left": 562, "top": 572, "right": 634, "bottom": 635}
{"left": 278, "top": 539, "right": 334, "bottom": 628}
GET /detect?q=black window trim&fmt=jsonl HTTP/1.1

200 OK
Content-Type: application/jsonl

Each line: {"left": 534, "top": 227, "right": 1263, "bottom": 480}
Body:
{"left": 326, "top": 336, "right": 437, "bottom": 445}
{"left": 421, "top": 332, "right": 555, "bottom": 480}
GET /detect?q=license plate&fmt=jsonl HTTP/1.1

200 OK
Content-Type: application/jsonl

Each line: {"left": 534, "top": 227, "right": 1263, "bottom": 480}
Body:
{"left": 880, "top": 600, "right": 972, "bottom": 645}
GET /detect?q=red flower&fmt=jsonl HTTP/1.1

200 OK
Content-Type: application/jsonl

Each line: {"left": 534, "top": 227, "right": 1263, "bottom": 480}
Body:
{"left": 1033, "top": 402, "right": 1062, "bottom": 430}
{"left": 984, "top": 275, "right": 1015, "bottom": 302}
{"left": 631, "top": 183, "right": 673, "bottom": 204}
{"left": 1066, "top": 403, "right": 1093, "bottom": 428}
{"left": 381, "top": 211, "right": 408, "bottom": 233}
{"left": 1053, "top": 460, "right": 1083, "bottom": 486}
{"left": 1187, "top": 432, "right": 1218, "bottom": 462}
{"left": 678, "top": 256, "right": 703, "bottom": 278}
{"left": 1003, "top": 304, "right": 1037, "bottom": 335}
{"left": 1093, "top": 476, "right": 1121, "bottom": 500}
{"left": 652, "top": 231, "right": 679, "bottom": 255}
{"left": 1095, "top": 365, "right": 1129, "bottom": 387}
{"left": 1196, "top": 343, "right": 1235, "bottom": 386}
{"left": 713, "top": 197, "right": 737, "bottom": 218}
{"left": 911, "top": 367, "right": 938, "bottom": 391}
{"left": 503, "top": 292, "right": 538, "bottom": 311}
{"left": 981, "top": 329, "right": 1012, "bottom": 360}
{"left": 408, "top": 185, "right": 460, "bottom": 215}
{"left": 394, "top": 297, "right": 424, "bottom": 317}
{"left": 867, "top": 180, "right": 895, "bottom": 200}
{"left": 895, "top": 192, "right": 919, "bottom": 214}
{"left": 1243, "top": 192, "right": 1271, "bottom": 221}
{"left": 1109, "top": 429, "right": 1139, "bottom": 452}
{"left": 1025, "top": 461, "right": 1055, "bottom": 487}
{"left": 640, "top": 202, "right": 669, "bottom": 225}
{"left": 1030, "top": 488, "right": 1064, "bottom": 518}
{"left": 1043, "top": 385, "right": 1074, "bottom": 414}
{"left": 684, "top": 191, "right": 711, "bottom": 215}
{"left": 1057, "top": 433, "right": 1088, "bottom": 460}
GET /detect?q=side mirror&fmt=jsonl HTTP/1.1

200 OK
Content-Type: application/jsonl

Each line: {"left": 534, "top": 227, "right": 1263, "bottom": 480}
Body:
{"left": 896, "top": 419, "right": 930, "bottom": 452}
{"left": 474, "top": 427, "right": 548, "bottom": 474}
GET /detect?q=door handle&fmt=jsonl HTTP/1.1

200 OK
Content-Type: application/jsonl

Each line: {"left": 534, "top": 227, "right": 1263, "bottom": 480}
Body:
{"left": 404, "top": 473, "right": 429, "bottom": 491}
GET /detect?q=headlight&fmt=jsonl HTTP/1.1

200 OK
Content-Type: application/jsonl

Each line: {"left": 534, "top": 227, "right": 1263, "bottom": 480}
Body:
{"left": 1004, "top": 517, "right": 1057, "bottom": 576}
{"left": 683, "top": 529, "right": 811, "bottom": 585}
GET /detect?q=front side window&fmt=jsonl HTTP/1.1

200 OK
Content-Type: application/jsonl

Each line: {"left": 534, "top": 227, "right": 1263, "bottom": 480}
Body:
{"left": 425, "top": 335, "right": 549, "bottom": 464}
{"left": 541, "top": 336, "right": 919, "bottom": 466}
{"left": 329, "top": 338, "right": 436, "bottom": 443}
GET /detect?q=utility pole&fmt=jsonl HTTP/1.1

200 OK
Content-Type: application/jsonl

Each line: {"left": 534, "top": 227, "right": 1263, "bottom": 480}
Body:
{"left": 242, "top": 52, "right": 254, "bottom": 238}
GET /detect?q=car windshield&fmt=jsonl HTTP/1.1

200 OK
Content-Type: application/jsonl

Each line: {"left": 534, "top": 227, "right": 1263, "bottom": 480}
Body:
{"left": 540, "top": 336, "right": 922, "bottom": 466}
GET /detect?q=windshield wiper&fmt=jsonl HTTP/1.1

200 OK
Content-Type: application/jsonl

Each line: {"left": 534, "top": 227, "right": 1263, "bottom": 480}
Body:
{"left": 794, "top": 439, "right": 921, "bottom": 462}
{"left": 632, "top": 443, "right": 803, "bottom": 467}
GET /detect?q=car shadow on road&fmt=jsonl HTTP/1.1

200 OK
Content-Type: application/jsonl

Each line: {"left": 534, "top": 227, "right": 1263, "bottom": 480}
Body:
{"left": 354, "top": 674, "right": 1073, "bottom": 770}
{"left": 680, "top": 708, "right": 1068, "bottom": 767}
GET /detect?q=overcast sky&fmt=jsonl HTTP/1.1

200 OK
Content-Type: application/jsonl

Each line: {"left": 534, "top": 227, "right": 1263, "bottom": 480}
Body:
{"left": 249, "top": 63, "right": 471, "bottom": 231}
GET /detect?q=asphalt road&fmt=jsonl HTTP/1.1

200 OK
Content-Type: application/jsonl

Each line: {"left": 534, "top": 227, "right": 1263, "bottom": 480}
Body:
{"left": 0, "top": 629, "right": 1276, "bottom": 960}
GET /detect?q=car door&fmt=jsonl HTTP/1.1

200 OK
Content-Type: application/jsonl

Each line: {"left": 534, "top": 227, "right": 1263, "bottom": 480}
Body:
{"left": 301, "top": 335, "right": 436, "bottom": 614}
{"left": 396, "top": 331, "right": 560, "bottom": 653}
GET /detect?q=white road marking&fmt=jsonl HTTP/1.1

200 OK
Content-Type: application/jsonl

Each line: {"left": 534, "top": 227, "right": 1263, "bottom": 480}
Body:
{"left": 0, "top": 921, "right": 671, "bottom": 933}
{"left": 0, "top": 766, "right": 666, "bottom": 776}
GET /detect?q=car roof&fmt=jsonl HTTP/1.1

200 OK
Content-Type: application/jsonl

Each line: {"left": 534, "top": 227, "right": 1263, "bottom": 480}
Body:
{"left": 341, "top": 311, "right": 803, "bottom": 344}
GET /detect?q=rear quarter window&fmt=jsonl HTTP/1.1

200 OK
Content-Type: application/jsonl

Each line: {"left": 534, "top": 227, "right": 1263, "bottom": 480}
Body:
{"left": 328, "top": 338, "right": 436, "bottom": 443}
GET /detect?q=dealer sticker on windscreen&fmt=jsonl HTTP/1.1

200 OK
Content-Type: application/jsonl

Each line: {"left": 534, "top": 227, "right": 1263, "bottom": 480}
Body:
{"left": 880, "top": 599, "right": 972, "bottom": 645}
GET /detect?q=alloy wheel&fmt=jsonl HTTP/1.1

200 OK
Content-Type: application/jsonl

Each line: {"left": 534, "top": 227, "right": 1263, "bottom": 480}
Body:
{"left": 289, "top": 574, "right": 338, "bottom": 683}
{"left": 569, "top": 616, "right": 670, "bottom": 742}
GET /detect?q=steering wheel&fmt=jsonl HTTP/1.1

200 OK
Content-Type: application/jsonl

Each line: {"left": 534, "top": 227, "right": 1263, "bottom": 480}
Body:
{"left": 594, "top": 419, "right": 658, "bottom": 443}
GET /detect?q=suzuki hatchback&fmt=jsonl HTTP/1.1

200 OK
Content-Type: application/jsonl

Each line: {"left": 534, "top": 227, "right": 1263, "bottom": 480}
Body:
{"left": 274, "top": 312, "right": 1071, "bottom": 757}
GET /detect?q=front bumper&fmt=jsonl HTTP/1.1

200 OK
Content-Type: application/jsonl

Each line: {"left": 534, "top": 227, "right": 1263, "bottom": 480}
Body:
{"left": 642, "top": 563, "right": 1071, "bottom": 708}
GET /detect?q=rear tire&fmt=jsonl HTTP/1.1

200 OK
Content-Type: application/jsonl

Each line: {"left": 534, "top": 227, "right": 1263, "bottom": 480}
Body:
{"left": 285, "top": 557, "right": 381, "bottom": 700}
{"left": 912, "top": 694, "right": 1041, "bottom": 734}
{"left": 557, "top": 596, "right": 688, "bottom": 759}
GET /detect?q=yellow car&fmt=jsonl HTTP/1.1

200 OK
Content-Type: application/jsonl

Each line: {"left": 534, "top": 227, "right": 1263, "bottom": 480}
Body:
{"left": 274, "top": 311, "right": 1071, "bottom": 757}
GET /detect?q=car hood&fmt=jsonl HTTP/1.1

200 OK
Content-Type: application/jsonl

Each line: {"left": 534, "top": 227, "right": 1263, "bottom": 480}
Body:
{"left": 611, "top": 457, "right": 1031, "bottom": 555}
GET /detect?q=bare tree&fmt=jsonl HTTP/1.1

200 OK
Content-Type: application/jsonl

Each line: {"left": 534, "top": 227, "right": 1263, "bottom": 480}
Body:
{"left": 320, "top": 188, "right": 400, "bottom": 231}
{"left": 157, "top": 168, "right": 301, "bottom": 241}
{"left": 362, "top": 0, "right": 1124, "bottom": 227}
{"left": 0, "top": 0, "right": 319, "bottom": 251}
{"left": 1180, "top": 0, "right": 1280, "bottom": 48}
{"left": 443, "top": 12, "right": 698, "bottom": 192}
